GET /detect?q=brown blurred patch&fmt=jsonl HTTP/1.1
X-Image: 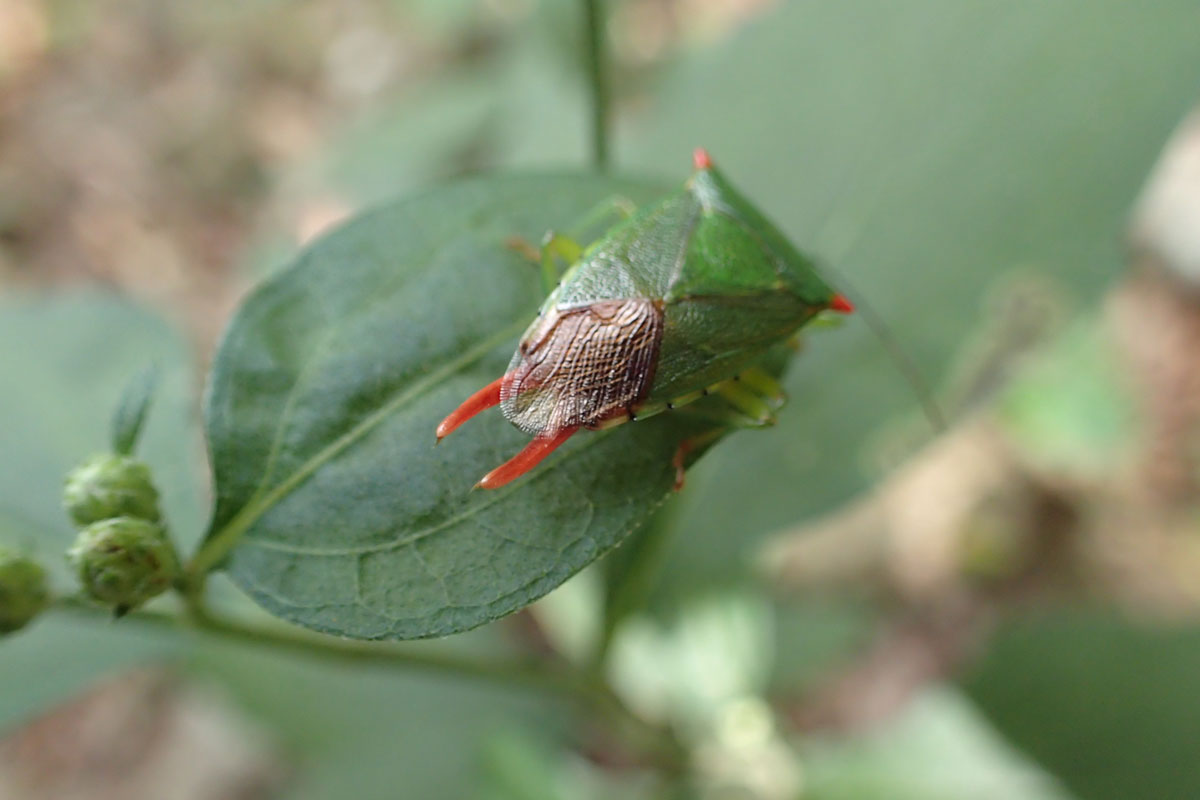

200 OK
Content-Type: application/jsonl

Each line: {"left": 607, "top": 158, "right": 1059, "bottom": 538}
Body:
{"left": 0, "top": 0, "right": 441, "bottom": 354}
{"left": 0, "top": 668, "right": 288, "bottom": 800}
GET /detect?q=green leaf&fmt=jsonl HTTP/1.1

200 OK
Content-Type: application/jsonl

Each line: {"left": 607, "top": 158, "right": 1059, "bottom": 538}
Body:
{"left": 801, "top": 687, "right": 1077, "bottom": 800}
{"left": 111, "top": 363, "right": 160, "bottom": 455}
{"left": 963, "top": 612, "right": 1200, "bottom": 800}
{"left": 204, "top": 174, "right": 746, "bottom": 640}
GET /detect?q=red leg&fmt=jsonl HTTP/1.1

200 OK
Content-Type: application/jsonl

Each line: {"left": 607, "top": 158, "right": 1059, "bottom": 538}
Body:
{"left": 671, "top": 429, "right": 725, "bottom": 491}
{"left": 672, "top": 440, "right": 693, "bottom": 491}
{"left": 476, "top": 426, "right": 580, "bottom": 489}
{"left": 436, "top": 377, "right": 505, "bottom": 441}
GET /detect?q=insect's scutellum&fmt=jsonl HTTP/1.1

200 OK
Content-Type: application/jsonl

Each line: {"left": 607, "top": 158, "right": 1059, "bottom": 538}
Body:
{"left": 438, "top": 149, "right": 854, "bottom": 489}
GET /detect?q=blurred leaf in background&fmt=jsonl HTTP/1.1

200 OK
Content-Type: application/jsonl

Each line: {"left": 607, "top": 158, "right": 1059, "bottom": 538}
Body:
{"left": 801, "top": 687, "right": 1077, "bottom": 800}
{"left": 0, "top": 297, "right": 203, "bottom": 558}
{"left": 0, "top": 295, "right": 200, "bottom": 722}
{"left": 964, "top": 614, "right": 1200, "bottom": 800}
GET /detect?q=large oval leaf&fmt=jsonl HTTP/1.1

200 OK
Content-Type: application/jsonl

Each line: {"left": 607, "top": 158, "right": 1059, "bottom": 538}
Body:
{"left": 204, "top": 174, "right": 747, "bottom": 639}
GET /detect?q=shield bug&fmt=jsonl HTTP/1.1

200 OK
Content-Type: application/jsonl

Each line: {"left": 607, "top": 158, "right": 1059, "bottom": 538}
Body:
{"left": 437, "top": 148, "right": 855, "bottom": 489}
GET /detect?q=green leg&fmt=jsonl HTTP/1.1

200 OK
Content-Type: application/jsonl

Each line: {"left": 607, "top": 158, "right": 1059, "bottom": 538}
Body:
{"left": 507, "top": 195, "right": 637, "bottom": 296}
{"left": 715, "top": 381, "right": 777, "bottom": 426}
{"left": 669, "top": 370, "right": 792, "bottom": 488}
{"left": 676, "top": 401, "right": 771, "bottom": 430}
{"left": 672, "top": 371, "right": 790, "bottom": 429}
{"left": 538, "top": 233, "right": 583, "bottom": 295}
{"left": 807, "top": 312, "right": 849, "bottom": 330}
{"left": 736, "top": 367, "right": 786, "bottom": 411}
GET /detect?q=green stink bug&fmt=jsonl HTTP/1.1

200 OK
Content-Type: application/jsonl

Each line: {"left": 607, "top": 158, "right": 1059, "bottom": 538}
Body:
{"left": 437, "top": 148, "right": 854, "bottom": 489}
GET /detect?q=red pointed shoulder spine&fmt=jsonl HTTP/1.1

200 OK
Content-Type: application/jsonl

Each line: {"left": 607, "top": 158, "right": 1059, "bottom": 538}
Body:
{"left": 436, "top": 376, "right": 504, "bottom": 441}
{"left": 475, "top": 426, "right": 580, "bottom": 489}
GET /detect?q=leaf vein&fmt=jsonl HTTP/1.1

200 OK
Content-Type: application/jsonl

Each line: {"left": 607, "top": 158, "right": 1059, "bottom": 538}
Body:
{"left": 242, "top": 428, "right": 616, "bottom": 557}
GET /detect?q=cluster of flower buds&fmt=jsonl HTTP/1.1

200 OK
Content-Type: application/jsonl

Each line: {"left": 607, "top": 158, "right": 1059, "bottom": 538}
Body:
{"left": 0, "top": 546, "right": 49, "bottom": 633}
{"left": 67, "top": 517, "right": 178, "bottom": 615}
{"left": 63, "top": 454, "right": 162, "bottom": 526}
{"left": 62, "top": 453, "right": 178, "bottom": 614}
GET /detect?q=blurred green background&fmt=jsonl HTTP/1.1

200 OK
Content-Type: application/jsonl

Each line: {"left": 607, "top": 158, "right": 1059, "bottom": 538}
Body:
{"left": 3, "top": 1, "right": 1200, "bottom": 798}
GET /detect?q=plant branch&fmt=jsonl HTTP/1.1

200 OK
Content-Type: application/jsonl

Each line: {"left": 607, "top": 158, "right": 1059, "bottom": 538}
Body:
{"left": 54, "top": 594, "right": 579, "bottom": 691}
{"left": 583, "top": 0, "right": 611, "bottom": 170}
{"left": 51, "top": 596, "right": 685, "bottom": 768}
{"left": 596, "top": 500, "right": 682, "bottom": 666}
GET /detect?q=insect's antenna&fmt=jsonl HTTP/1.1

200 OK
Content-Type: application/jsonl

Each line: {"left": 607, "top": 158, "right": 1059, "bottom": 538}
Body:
{"left": 827, "top": 271, "right": 948, "bottom": 434}
{"left": 807, "top": 185, "right": 948, "bottom": 434}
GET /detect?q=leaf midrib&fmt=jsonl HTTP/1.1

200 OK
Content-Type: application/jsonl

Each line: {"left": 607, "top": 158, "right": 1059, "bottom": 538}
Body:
{"left": 191, "top": 318, "right": 527, "bottom": 574}
{"left": 240, "top": 428, "right": 613, "bottom": 557}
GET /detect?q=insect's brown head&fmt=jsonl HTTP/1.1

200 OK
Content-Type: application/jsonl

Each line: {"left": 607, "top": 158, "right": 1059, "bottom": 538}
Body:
{"left": 829, "top": 293, "right": 855, "bottom": 314}
{"left": 692, "top": 147, "right": 713, "bottom": 171}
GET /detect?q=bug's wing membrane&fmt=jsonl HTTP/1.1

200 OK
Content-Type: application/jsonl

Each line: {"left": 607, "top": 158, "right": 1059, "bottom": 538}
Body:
{"left": 647, "top": 291, "right": 815, "bottom": 402}
{"left": 500, "top": 299, "right": 664, "bottom": 435}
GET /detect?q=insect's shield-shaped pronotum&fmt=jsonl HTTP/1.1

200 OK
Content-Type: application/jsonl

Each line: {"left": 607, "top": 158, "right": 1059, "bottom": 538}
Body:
{"left": 437, "top": 149, "right": 854, "bottom": 489}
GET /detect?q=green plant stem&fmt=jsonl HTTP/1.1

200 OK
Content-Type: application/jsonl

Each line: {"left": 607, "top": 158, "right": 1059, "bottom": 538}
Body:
{"left": 595, "top": 500, "right": 682, "bottom": 667}
{"left": 583, "top": 0, "right": 610, "bottom": 170}
{"left": 51, "top": 596, "right": 685, "bottom": 769}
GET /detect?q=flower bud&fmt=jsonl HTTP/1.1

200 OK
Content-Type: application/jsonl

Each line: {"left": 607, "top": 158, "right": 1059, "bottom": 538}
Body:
{"left": 68, "top": 517, "right": 178, "bottom": 613}
{"left": 63, "top": 454, "right": 161, "bottom": 526}
{"left": 0, "top": 547, "right": 49, "bottom": 634}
